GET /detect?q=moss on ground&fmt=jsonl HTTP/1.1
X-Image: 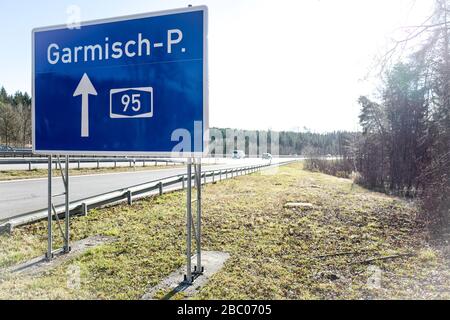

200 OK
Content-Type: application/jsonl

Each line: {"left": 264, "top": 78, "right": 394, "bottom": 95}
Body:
{"left": 0, "top": 163, "right": 448, "bottom": 299}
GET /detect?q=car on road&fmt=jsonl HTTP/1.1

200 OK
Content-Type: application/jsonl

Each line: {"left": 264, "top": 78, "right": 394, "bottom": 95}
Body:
{"left": 262, "top": 153, "right": 272, "bottom": 160}
{"left": 232, "top": 150, "right": 245, "bottom": 159}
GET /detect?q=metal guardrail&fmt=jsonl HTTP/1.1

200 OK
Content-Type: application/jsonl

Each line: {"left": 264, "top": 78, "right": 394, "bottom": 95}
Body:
{"left": 0, "top": 150, "right": 34, "bottom": 158}
{"left": 0, "top": 157, "right": 182, "bottom": 170}
{"left": 0, "top": 161, "right": 296, "bottom": 234}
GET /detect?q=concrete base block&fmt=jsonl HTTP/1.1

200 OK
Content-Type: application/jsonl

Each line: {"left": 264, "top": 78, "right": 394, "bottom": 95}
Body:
{"left": 142, "top": 251, "right": 230, "bottom": 300}
{"left": 1, "top": 235, "right": 115, "bottom": 277}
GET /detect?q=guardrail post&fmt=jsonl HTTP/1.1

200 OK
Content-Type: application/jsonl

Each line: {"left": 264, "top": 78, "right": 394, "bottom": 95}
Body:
{"left": 203, "top": 173, "right": 206, "bottom": 185}
{"left": 97, "top": 160, "right": 100, "bottom": 169}
{"left": 114, "top": 161, "right": 117, "bottom": 168}
{"left": 159, "top": 182, "right": 163, "bottom": 195}
{"left": 143, "top": 160, "right": 146, "bottom": 167}
{"left": 212, "top": 171, "right": 215, "bottom": 183}
{"left": 127, "top": 190, "right": 133, "bottom": 205}
{"left": 219, "top": 170, "right": 222, "bottom": 181}
{"left": 28, "top": 162, "right": 31, "bottom": 171}
{"left": 81, "top": 203, "right": 88, "bottom": 216}
{"left": 78, "top": 160, "right": 81, "bottom": 169}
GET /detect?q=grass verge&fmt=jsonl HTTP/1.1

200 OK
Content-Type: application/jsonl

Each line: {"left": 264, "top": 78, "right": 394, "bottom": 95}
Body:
{"left": 0, "top": 163, "right": 448, "bottom": 299}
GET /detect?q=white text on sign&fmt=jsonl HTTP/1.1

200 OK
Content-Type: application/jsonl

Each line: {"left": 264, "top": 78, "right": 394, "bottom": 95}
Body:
{"left": 47, "top": 30, "right": 184, "bottom": 65}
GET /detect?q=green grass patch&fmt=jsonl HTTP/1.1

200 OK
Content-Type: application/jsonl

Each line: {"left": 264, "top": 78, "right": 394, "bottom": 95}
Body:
{"left": 0, "top": 163, "right": 449, "bottom": 299}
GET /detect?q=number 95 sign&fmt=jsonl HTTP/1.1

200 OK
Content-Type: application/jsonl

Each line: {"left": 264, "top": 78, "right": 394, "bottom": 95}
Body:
{"left": 110, "top": 87, "right": 153, "bottom": 119}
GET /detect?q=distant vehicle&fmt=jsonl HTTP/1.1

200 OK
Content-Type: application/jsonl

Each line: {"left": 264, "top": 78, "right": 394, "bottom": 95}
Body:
{"left": 232, "top": 150, "right": 245, "bottom": 159}
{"left": 262, "top": 153, "right": 272, "bottom": 160}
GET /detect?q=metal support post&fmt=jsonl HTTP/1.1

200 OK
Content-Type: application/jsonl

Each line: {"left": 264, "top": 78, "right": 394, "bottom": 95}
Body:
{"left": 194, "top": 159, "right": 203, "bottom": 275}
{"left": 46, "top": 155, "right": 53, "bottom": 260}
{"left": 185, "top": 158, "right": 193, "bottom": 284}
{"left": 64, "top": 155, "right": 70, "bottom": 253}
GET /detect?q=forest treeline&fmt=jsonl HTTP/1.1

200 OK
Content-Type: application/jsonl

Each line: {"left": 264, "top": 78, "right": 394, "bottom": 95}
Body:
{"left": 210, "top": 127, "right": 355, "bottom": 156}
{"left": 0, "top": 87, "right": 354, "bottom": 156}
{"left": 0, "top": 87, "right": 32, "bottom": 147}
{"left": 307, "top": 0, "right": 450, "bottom": 234}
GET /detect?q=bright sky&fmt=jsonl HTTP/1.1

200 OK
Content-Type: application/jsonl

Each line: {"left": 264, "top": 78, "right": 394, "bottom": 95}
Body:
{"left": 0, "top": 0, "right": 434, "bottom": 132}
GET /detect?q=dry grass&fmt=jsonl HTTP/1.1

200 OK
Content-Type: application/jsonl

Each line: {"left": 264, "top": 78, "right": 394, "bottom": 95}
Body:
{"left": 0, "top": 163, "right": 448, "bottom": 300}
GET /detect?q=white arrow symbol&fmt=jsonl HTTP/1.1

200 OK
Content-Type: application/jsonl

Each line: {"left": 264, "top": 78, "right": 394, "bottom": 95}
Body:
{"left": 73, "top": 73, "right": 97, "bottom": 138}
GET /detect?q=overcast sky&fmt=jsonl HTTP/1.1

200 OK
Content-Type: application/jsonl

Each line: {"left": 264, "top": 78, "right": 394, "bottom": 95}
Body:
{"left": 0, "top": 0, "right": 434, "bottom": 132}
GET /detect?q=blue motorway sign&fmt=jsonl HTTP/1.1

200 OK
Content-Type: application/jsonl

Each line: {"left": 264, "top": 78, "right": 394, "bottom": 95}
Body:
{"left": 32, "top": 6, "right": 208, "bottom": 156}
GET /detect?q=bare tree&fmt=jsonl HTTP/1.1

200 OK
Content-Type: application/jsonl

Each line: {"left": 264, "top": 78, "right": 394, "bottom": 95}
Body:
{"left": 0, "top": 102, "right": 19, "bottom": 147}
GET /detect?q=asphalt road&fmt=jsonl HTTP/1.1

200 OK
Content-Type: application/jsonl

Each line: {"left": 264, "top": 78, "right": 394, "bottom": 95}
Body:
{"left": 0, "top": 158, "right": 291, "bottom": 221}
